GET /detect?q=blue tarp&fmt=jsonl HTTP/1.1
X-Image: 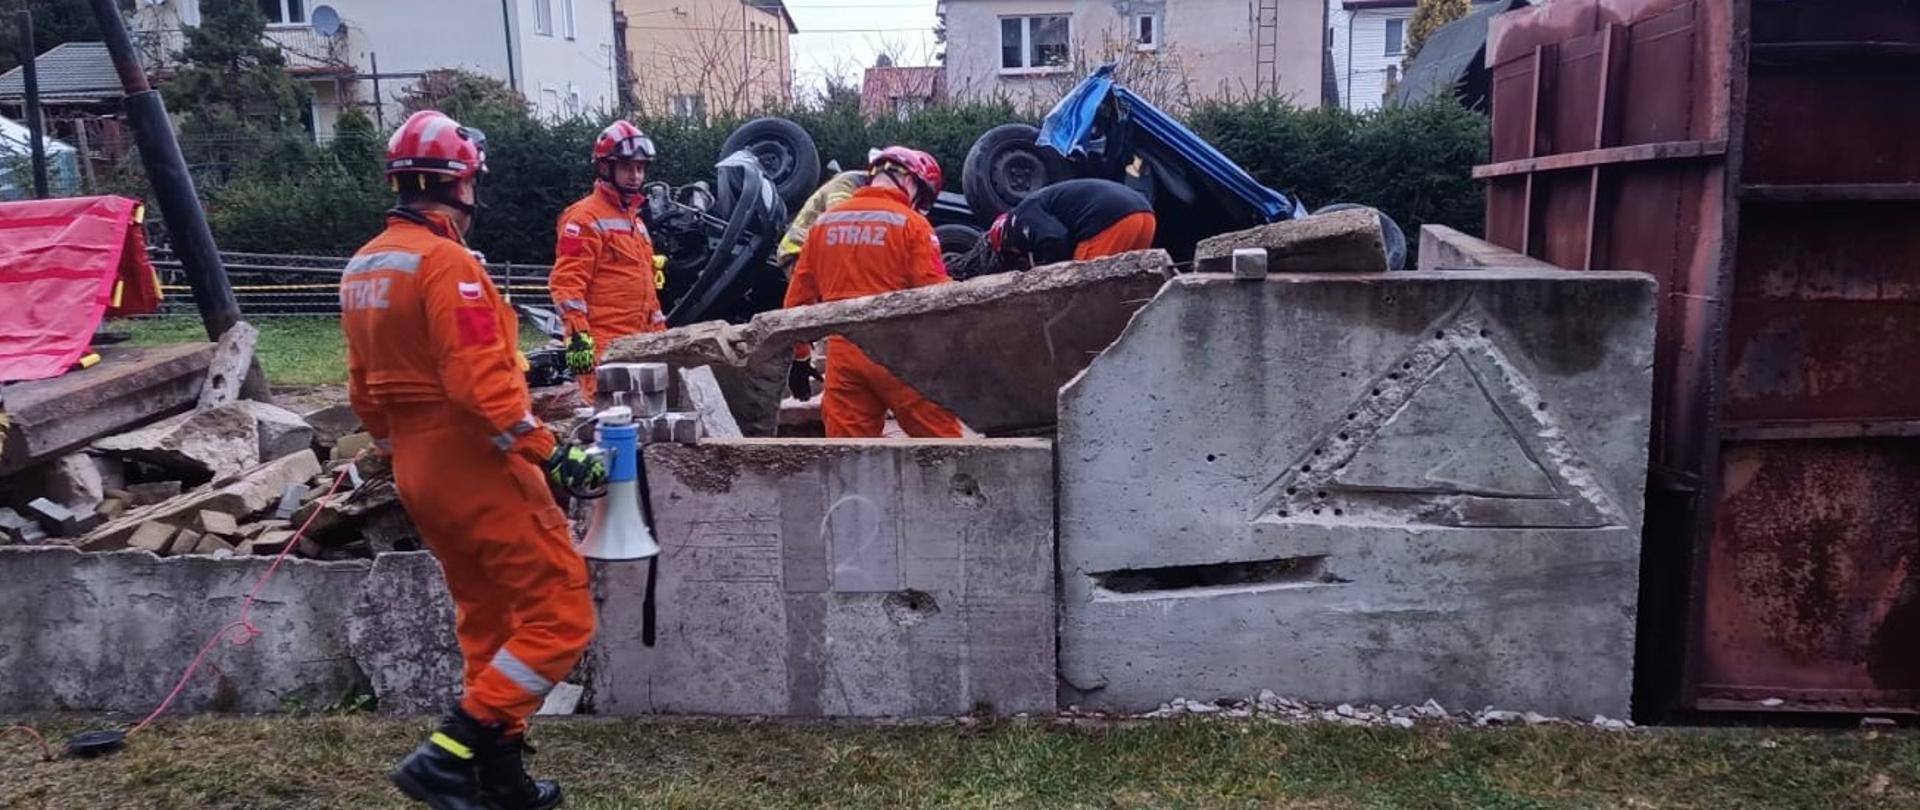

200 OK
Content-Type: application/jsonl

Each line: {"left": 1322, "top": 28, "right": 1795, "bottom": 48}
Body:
{"left": 1036, "top": 66, "right": 1300, "bottom": 222}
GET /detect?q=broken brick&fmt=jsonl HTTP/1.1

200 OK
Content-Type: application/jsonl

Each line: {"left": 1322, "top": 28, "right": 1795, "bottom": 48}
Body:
{"left": 127, "top": 521, "right": 176, "bottom": 554}
{"left": 167, "top": 528, "right": 203, "bottom": 556}
{"left": 195, "top": 510, "right": 240, "bottom": 538}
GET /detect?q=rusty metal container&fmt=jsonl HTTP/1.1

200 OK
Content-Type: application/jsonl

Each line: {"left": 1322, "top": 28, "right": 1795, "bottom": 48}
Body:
{"left": 1477, "top": 0, "right": 1920, "bottom": 717}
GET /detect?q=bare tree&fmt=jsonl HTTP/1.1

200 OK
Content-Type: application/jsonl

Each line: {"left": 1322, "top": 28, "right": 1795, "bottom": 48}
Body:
{"left": 628, "top": 11, "right": 790, "bottom": 117}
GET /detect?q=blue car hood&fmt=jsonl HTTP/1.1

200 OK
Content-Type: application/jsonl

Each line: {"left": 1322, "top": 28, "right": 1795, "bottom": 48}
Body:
{"left": 1037, "top": 66, "right": 1301, "bottom": 221}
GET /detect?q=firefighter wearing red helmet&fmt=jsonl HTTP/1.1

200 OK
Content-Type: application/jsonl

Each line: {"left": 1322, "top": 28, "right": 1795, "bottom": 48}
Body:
{"left": 782, "top": 146, "right": 963, "bottom": 438}
{"left": 344, "top": 110, "right": 599, "bottom": 810}
{"left": 549, "top": 119, "right": 665, "bottom": 401}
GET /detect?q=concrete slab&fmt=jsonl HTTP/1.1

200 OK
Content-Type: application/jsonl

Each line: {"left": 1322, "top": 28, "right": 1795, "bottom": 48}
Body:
{"left": 603, "top": 252, "right": 1170, "bottom": 436}
{"left": 93, "top": 402, "right": 261, "bottom": 481}
{"left": 347, "top": 551, "right": 461, "bottom": 716}
{"left": 1193, "top": 208, "right": 1389, "bottom": 274}
{"left": 1416, "top": 225, "right": 1562, "bottom": 272}
{"left": 0, "top": 546, "right": 369, "bottom": 714}
{"left": 1056, "top": 270, "right": 1657, "bottom": 718}
{"left": 80, "top": 451, "right": 322, "bottom": 551}
{"left": 677, "top": 365, "right": 743, "bottom": 439}
{"left": 0, "top": 343, "right": 216, "bottom": 476}
{"left": 591, "top": 439, "right": 1056, "bottom": 717}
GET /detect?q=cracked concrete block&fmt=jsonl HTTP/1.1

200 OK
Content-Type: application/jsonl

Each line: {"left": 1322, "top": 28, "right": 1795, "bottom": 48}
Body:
{"left": 1057, "top": 270, "right": 1656, "bottom": 719}
{"left": 0, "top": 546, "right": 369, "bottom": 714}
{"left": 678, "top": 365, "right": 743, "bottom": 439}
{"left": 232, "top": 400, "right": 316, "bottom": 462}
{"left": 43, "top": 453, "right": 107, "bottom": 513}
{"left": 93, "top": 403, "right": 261, "bottom": 481}
{"left": 604, "top": 252, "right": 1170, "bottom": 436}
{"left": 80, "top": 451, "right": 322, "bottom": 551}
{"left": 302, "top": 404, "right": 362, "bottom": 451}
{"left": 347, "top": 551, "right": 462, "bottom": 716}
{"left": 198, "top": 321, "right": 260, "bottom": 409}
{"left": 591, "top": 439, "right": 1056, "bottom": 717}
{"left": 1193, "top": 207, "right": 1388, "bottom": 274}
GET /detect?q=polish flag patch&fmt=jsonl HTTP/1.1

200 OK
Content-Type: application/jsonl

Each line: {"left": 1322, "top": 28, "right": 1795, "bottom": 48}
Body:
{"left": 457, "top": 281, "right": 483, "bottom": 300}
{"left": 558, "top": 221, "right": 585, "bottom": 257}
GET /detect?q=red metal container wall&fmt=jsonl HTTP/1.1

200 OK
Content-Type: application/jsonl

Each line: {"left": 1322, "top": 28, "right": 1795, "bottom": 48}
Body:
{"left": 1481, "top": 0, "right": 1920, "bottom": 714}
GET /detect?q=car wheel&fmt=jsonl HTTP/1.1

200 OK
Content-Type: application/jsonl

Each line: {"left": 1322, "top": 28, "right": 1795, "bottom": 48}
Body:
{"left": 962, "top": 124, "right": 1070, "bottom": 224}
{"left": 720, "top": 117, "right": 821, "bottom": 211}
{"left": 1312, "top": 203, "right": 1408, "bottom": 271}
{"left": 934, "top": 223, "right": 982, "bottom": 268}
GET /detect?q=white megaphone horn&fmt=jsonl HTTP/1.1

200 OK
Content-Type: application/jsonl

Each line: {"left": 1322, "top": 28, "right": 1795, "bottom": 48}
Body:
{"left": 578, "top": 406, "right": 660, "bottom": 561}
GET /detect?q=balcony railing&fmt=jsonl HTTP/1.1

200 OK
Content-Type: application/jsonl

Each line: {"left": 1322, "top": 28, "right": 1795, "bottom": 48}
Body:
{"left": 131, "top": 25, "right": 351, "bottom": 74}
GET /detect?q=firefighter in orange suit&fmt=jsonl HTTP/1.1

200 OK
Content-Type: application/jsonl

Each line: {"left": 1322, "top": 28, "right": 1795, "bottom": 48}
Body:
{"left": 783, "top": 146, "right": 962, "bottom": 438}
{"left": 550, "top": 119, "right": 665, "bottom": 401}
{"left": 342, "top": 110, "right": 604, "bottom": 810}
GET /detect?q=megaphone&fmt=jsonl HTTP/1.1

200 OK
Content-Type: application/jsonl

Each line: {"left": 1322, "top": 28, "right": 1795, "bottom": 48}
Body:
{"left": 578, "top": 406, "right": 660, "bottom": 561}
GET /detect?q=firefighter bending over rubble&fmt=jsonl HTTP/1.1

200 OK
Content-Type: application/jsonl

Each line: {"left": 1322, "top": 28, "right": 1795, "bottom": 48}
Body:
{"left": 339, "top": 109, "right": 605, "bottom": 810}
{"left": 550, "top": 119, "right": 667, "bottom": 401}
{"left": 987, "top": 177, "right": 1158, "bottom": 269}
{"left": 783, "top": 146, "right": 963, "bottom": 438}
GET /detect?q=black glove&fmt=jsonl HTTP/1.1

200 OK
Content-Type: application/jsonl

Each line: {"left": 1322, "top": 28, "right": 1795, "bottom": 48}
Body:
{"left": 565, "top": 332, "right": 596, "bottom": 376}
{"left": 544, "top": 444, "right": 608, "bottom": 498}
{"left": 788, "top": 359, "right": 821, "bottom": 400}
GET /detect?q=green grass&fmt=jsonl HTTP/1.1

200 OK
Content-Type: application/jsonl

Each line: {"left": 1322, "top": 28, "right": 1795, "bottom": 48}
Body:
{"left": 111, "top": 317, "right": 555, "bottom": 388}
{"left": 2, "top": 715, "right": 1916, "bottom": 809}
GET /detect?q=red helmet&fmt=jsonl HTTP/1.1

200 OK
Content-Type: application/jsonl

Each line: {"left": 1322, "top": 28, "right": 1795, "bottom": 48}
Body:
{"left": 386, "top": 110, "right": 486, "bottom": 182}
{"left": 868, "top": 146, "right": 941, "bottom": 211}
{"left": 986, "top": 213, "right": 1010, "bottom": 253}
{"left": 594, "top": 120, "right": 656, "bottom": 163}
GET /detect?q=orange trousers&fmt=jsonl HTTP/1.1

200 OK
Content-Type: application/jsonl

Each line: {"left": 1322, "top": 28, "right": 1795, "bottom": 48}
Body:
{"left": 386, "top": 403, "right": 594, "bottom": 735}
{"left": 822, "top": 336, "right": 961, "bottom": 438}
{"left": 1073, "top": 211, "right": 1158, "bottom": 260}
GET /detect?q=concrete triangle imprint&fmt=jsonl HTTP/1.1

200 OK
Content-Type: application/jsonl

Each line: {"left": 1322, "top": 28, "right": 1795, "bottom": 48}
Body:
{"left": 1252, "top": 303, "right": 1626, "bottom": 529}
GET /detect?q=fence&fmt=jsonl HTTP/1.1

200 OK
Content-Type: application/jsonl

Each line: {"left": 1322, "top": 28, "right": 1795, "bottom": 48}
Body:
{"left": 147, "top": 249, "right": 553, "bottom": 317}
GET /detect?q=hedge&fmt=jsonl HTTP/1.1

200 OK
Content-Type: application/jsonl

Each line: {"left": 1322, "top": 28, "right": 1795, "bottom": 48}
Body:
{"left": 137, "top": 91, "right": 1484, "bottom": 267}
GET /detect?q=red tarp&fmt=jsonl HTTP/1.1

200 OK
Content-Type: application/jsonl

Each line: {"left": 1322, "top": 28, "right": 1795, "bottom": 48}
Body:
{"left": 0, "top": 195, "right": 163, "bottom": 383}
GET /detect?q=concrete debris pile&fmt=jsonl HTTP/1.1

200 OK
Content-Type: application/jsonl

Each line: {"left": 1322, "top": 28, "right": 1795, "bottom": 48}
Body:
{"left": 1103, "top": 692, "right": 1636, "bottom": 731}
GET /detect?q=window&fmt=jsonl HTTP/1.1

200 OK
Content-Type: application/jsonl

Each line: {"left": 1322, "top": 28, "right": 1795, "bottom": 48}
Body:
{"left": 1133, "top": 14, "right": 1157, "bottom": 50}
{"left": 999, "top": 15, "right": 1069, "bottom": 72}
{"left": 562, "top": 0, "right": 577, "bottom": 39}
{"left": 535, "top": 0, "right": 554, "bottom": 36}
{"left": 257, "top": 0, "right": 305, "bottom": 25}
{"left": 1384, "top": 17, "right": 1405, "bottom": 55}
{"left": 893, "top": 96, "right": 926, "bottom": 121}
{"left": 672, "top": 93, "right": 707, "bottom": 122}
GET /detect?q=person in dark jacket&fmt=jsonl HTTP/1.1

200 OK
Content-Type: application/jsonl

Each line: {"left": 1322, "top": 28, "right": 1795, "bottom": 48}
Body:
{"left": 985, "top": 178, "right": 1156, "bottom": 269}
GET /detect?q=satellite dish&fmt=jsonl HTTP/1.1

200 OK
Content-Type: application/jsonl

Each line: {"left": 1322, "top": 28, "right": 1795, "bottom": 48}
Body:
{"left": 312, "top": 5, "right": 343, "bottom": 36}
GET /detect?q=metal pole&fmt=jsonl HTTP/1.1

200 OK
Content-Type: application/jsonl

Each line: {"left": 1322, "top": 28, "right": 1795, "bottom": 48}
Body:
{"left": 500, "top": 0, "right": 518, "bottom": 92}
{"left": 87, "top": 0, "right": 240, "bottom": 340}
{"left": 370, "top": 51, "right": 383, "bottom": 129}
{"left": 75, "top": 119, "right": 95, "bottom": 192}
{"left": 16, "top": 10, "right": 49, "bottom": 198}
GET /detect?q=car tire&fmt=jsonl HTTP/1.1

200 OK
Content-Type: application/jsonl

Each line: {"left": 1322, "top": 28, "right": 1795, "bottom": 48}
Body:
{"left": 934, "top": 223, "right": 982, "bottom": 267}
{"left": 1312, "top": 203, "right": 1408, "bottom": 271}
{"left": 962, "top": 123, "right": 1070, "bottom": 223}
{"left": 720, "top": 117, "right": 821, "bottom": 211}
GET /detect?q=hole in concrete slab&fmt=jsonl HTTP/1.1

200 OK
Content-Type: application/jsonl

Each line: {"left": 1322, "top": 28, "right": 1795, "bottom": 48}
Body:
{"left": 1479, "top": 329, "right": 1490, "bottom": 338}
{"left": 1537, "top": 401, "right": 1548, "bottom": 411}
{"left": 1388, "top": 373, "right": 1400, "bottom": 380}
{"left": 1205, "top": 454, "right": 1218, "bottom": 463}
{"left": 1402, "top": 362, "right": 1413, "bottom": 370}
{"left": 1346, "top": 412, "right": 1358, "bottom": 421}
{"left": 1435, "top": 331, "right": 1445, "bottom": 339}
{"left": 948, "top": 473, "right": 986, "bottom": 507}
{"left": 1316, "top": 491, "right": 1328, "bottom": 499}
{"left": 1371, "top": 389, "right": 1382, "bottom": 397}
{"left": 1334, "top": 509, "right": 1345, "bottom": 516}
{"left": 883, "top": 589, "right": 941, "bottom": 626}
{"left": 1300, "top": 464, "right": 1311, "bottom": 472}
{"left": 1337, "top": 432, "right": 1349, "bottom": 441}
{"left": 1091, "top": 555, "right": 1340, "bottom": 596}
{"left": 1285, "top": 487, "right": 1297, "bottom": 495}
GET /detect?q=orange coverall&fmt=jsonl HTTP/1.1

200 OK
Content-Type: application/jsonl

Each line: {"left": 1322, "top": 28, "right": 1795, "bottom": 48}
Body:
{"left": 1074, "top": 211, "right": 1157, "bottom": 259}
{"left": 550, "top": 182, "right": 665, "bottom": 399}
{"left": 342, "top": 210, "right": 594, "bottom": 735}
{"left": 784, "top": 185, "right": 962, "bottom": 438}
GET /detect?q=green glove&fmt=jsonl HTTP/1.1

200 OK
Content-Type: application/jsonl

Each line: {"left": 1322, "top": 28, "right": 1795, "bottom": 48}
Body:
{"left": 545, "top": 444, "right": 608, "bottom": 495}
{"left": 565, "top": 332, "right": 596, "bottom": 376}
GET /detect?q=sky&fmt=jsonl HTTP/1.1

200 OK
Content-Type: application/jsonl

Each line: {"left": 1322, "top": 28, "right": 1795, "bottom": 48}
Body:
{"left": 782, "top": 0, "right": 941, "bottom": 98}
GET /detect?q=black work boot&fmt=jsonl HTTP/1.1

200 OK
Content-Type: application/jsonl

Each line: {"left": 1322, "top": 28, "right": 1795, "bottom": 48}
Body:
{"left": 390, "top": 708, "right": 503, "bottom": 810}
{"left": 479, "top": 736, "right": 565, "bottom": 810}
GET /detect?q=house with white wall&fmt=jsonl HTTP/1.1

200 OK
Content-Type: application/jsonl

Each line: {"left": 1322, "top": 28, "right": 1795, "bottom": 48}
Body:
{"left": 1328, "top": 0, "right": 1507, "bottom": 111}
{"left": 940, "top": 0, "right": 1326, "bottom": 110}
{"left": 129, "top": 0, "right": 618, "bottom": 140}
{"left": 1326, "top": 0, "right": 1410, "bottom": 111}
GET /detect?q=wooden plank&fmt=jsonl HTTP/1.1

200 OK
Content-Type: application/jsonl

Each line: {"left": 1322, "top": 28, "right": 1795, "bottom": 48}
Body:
{"left": 1474, "top": 139, "right": 1729, "bottom": 178}
{"left": 1740, "top": 183, "right": 1920, "bottom": 202}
